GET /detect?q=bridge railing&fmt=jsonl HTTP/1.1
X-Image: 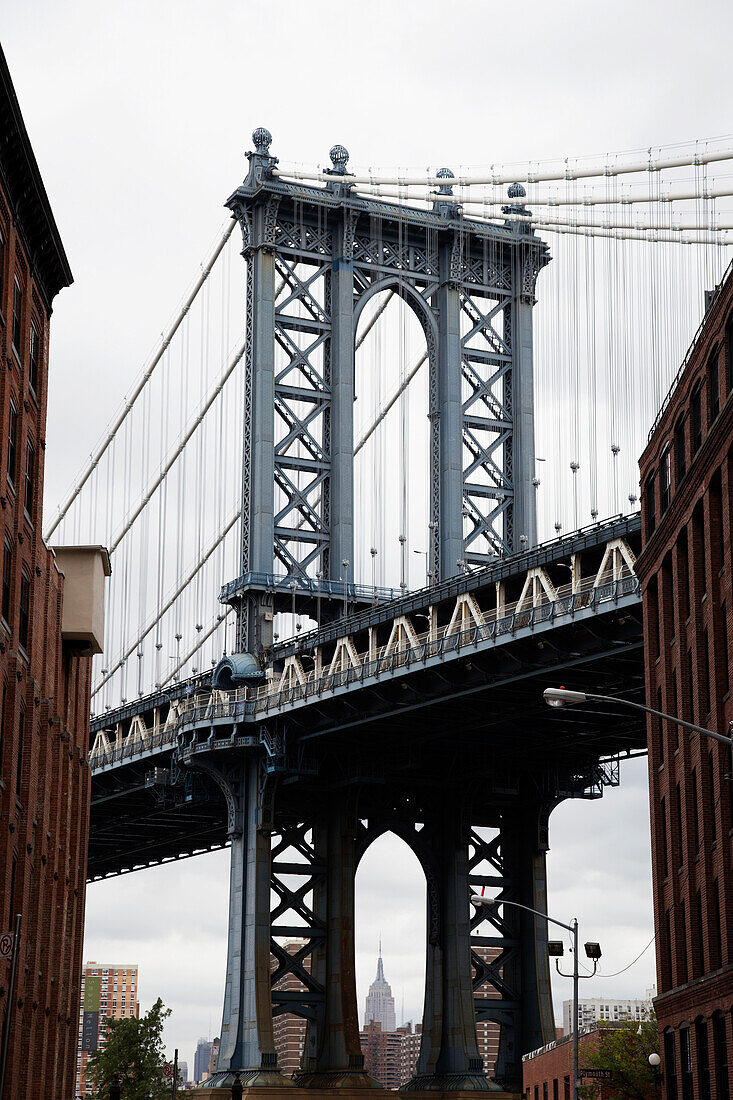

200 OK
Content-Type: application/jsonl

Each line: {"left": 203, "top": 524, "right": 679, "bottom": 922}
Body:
{"left": 89, "top": 572, "right": 639, "bottom": 770}
{"left": 252, "top": 574, "right": 638, "bottom": 713}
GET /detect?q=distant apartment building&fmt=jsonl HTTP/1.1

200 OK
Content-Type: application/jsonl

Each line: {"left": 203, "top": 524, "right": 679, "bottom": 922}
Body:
{"left": 398, "top": 1021, "right": 422, "bottom": 1085}
{"left": 360, "top": 1019, "right": 404, "bottom": 1088}
{"left": 272, "top": 940, "right": 310, "bottom": 1076}
{"left": 472, "top": 943, "right": 502, "bottom": 1076}
{"left": 562, "top": 989, "right": 656, "bottom": 1035}
{"left": 76, "top": 963, "right": 140, "bottom": 1096}
{"left": 364, "top": 947, "right": 396, "bottom": 1032}
{"left": 207, "top": 1037, "right": 220, "bottom": 1078}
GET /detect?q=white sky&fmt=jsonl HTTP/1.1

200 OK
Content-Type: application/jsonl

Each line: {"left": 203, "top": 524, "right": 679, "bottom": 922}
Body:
{"left": 4, "top": 0, "right": 733, "bottom": 1072}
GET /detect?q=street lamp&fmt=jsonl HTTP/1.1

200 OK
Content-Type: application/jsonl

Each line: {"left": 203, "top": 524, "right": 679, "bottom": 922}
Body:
{"left": 471, "top": 895, "right": 600, "bottom": 1100}
{"left": 413, "top": 548, "right": 430, "bottom": 587}
{"left": 543, "top": 687, "right": 733, "bottom": 759}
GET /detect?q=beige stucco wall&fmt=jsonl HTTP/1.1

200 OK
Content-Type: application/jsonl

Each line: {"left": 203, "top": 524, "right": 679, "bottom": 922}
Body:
{"left": 51, "top": 545, "right": 111, "bottom": 655}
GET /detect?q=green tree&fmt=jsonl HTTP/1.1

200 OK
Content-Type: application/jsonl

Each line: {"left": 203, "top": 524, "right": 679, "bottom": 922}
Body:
{"left": 577, "top": 1012, "right": 661, "bottom": 1100}
{"left": 87, "top": 997, "right": 172, "bottom": 1100}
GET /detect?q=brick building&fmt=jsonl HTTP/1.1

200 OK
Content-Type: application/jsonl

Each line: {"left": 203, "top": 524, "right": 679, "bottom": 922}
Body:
{"left": 399, "top": 1021, "right": 422, "bottom": 1086}
{"left": 75, "top": 962, "right": 140, "bottom": 1095}
{"left": 0, "top": 44, "right": 109, "bottom": 1100}
{"left": 637, "top": 263, "right": 733, "bottom": 1099}
{"left": 522, "top": 1026, "right": 628, "bottom": 1100}
{"left": 272, "top": 940, "right": 309, "bottom": 1076}
{"left": 359, "top": 1019, "right": 404, "bottom": 1088}
{"left": 473, "top": 943, "right": 501, "bottom": 1075}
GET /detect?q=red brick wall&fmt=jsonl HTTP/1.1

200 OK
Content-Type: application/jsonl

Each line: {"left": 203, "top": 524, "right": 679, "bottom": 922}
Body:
{"left": 0, "top": 180, "right": 93, "bottom": 1099}
{"left": 637, "top": 268, "right": 733, "bottom": 1100}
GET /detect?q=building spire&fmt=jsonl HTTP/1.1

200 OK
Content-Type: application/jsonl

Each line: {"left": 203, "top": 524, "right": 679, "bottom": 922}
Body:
{"left": 376, "top": 938, "right": 385, "bottom": 982}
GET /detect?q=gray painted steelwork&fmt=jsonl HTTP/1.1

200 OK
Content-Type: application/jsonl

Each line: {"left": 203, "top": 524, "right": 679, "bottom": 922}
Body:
{"left": 88, "top": 520, "right": 645, "bottom": 1093}
{"left": 225, "top": 132, "right": 550, "bottom": 656}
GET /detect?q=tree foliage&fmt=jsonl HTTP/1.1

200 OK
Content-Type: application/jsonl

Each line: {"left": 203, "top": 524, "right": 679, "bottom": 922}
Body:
{"left": 578, "top": 1012, "right": 661, "bottom": 1100}
{"left": 86, "top": 997, "right": 172, "bottom": 1100}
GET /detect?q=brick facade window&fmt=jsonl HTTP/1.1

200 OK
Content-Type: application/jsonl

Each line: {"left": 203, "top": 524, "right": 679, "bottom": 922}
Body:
{"left": 680, "top": 1026, "right": 693, "bottom": 1100}
{"left": 15, "top": 708, "right": 23, "bottom": 796}
{"left": 29, "top": 321, "right": 40, "bottom": 395}
{"left": 2, "top": 540, "right": 11, "bottom": 623}
{"left": 691, "top": 382, "right": 703, "bottom": 454}
{"left": 7, "top": 400, "right": 17, "bottom": 487}
{"left": 707, "top": 350, "right": 720, "bottom": 423}
{"left": 664, "top": 1031, "right": 678, "bottom": 1100}
{"left": 708, "top": 752, "right": 717, "bottom": 845}
{"left": 675, "top": 415, "right": 686, "bottom": 482}
{"left": 720, "top": 601, "right": 729, "bottom": 696}
{"left": 0, "top": 225, "right": 4, "bottom": 304}
{"left": 679, "top": 900, "right": 688, "bottom": 984}
{"left": 712, "top": 1012, "right": 728, "bottom": 1098}
{"left": 690, "top": 766, "right": 699, "bottom": 852}
{"left": 19, "top": 571, "right": 29, "bottom": 652}
{"left": 695, "top": 891, "right": 705, "bottom": 977}
{"left": 675, "top": 782, "right": 684, "bottom": 867}
{"left": 648, "top": 575, "right": 660, "bottom": 658}
{"left": 660, "top": 796, "right": 668, "bottom": 879}
{"left": 726, "top": 313, "right": 733, "bottom": 393}
{"left": 12, "top": 276, "right": 22, "bottom": 353}
{"left": 692, "top": 502, "right": 706, "bottom": 597}
{"left": 24, "top": 439, "right": 34, "bottom": 518}
{"left": 711, "top": 882, "right": 722, "bottom": 969}
{"left": 695, "top": 1018, "right": 711, "bottom": 1100}
{"left": 660, "top": 444, "right": 671, "bottom": 512}
{"left": 644, "top": 473, "right": 656, "bottom": 536}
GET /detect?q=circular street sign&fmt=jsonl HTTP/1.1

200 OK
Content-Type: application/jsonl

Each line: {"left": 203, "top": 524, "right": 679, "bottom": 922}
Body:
{"left": 0, "top": 933, "right": 13, "bottom": 960}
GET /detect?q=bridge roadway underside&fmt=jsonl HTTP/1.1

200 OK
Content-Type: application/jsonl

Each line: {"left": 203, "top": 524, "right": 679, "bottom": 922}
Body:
{"left": 89, "top": 605, "right": 645, "bottom": 880}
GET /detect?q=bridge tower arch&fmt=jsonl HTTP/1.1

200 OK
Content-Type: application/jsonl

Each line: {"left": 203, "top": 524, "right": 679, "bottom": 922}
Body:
{"left": 222, "top": 131, "right": 550, "bottom": 660}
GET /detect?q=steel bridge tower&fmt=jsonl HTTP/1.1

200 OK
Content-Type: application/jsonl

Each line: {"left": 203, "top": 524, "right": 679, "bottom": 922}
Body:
{"left": 222, "top": 129, "right": 549, "bottom": 660}
{"left": 201, "top": 131, "right": 554, "bottom": 1097}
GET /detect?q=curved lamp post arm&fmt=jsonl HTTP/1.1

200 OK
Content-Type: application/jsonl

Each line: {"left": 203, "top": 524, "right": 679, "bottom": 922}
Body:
{"left": 544, "top": 687, "right": 733, "bottom": 747}
{"left": 471, "top": 894, "right": 574, "bottom": 934}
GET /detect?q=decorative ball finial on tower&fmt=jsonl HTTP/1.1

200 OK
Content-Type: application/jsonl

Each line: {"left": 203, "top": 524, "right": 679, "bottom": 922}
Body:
{"left": 252, "top": 127, "right": 273, "bottom": 155}
{"left": 507, "top": 182, "right": 527, "bottom": 200}
{"left": 436, "top": 167, "right": 455, "bottom": 196}
{"left": 329, "top": 144, "right": 350, "bottom": 174}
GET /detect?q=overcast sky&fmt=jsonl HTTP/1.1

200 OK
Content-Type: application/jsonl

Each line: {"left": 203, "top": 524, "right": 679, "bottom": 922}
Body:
{"left": 4, "top": 0, "right": 733, "bottom": 1073}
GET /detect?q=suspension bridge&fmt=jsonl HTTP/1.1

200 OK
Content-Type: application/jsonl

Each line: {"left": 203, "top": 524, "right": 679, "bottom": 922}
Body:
{"left": 50, "top": 130, "right": 733, "bottom": 1094}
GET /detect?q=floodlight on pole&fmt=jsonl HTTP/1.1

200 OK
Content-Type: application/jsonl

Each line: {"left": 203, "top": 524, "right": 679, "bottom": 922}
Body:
{"left": 471, "top": 895, "right": 598, "bottom": 1100}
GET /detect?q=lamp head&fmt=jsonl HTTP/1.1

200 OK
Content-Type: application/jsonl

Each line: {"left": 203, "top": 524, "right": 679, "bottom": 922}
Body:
{"left": 547, "top": 941, "right": 564, "bottom": 957}
{"left": 544, "top": 687, "right": 589, "bottom": 708}
{"left": 584, "top": 941, "right": 602, "bottom": 960}
{"left": 648, "top": 1053, "right": 661, "bottom": 1068}
{"left": 470, "top": 895, "right": 498, "bottom": 909}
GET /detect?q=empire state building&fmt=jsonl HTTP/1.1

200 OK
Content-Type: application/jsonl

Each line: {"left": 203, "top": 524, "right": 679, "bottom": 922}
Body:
{"left": 364, "top": 946, "right": 396, "bottom": 1032}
